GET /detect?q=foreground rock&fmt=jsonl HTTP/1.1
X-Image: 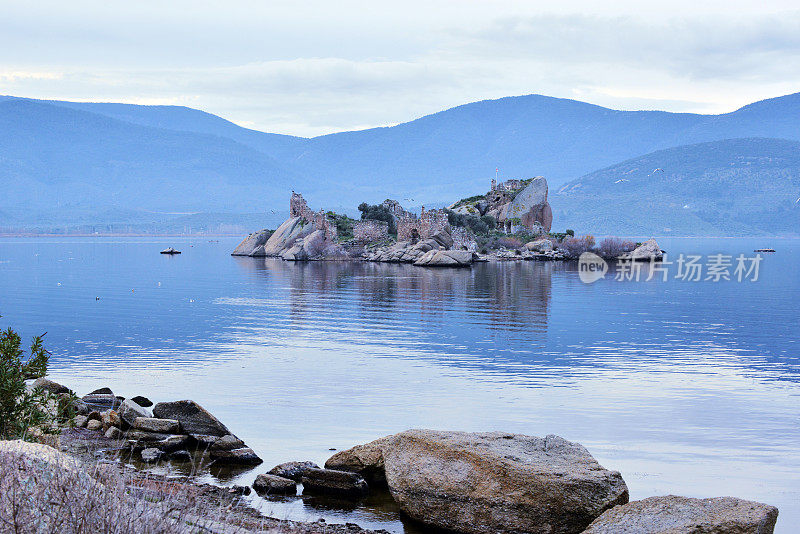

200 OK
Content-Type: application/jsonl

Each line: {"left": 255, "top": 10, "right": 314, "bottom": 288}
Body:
{"left": 325, "top": 437, "right": 390, "bottom": 485}
{"left": 301, "top": 468, "right": 369, "bottom": 498}
{"left": 381, "top": 430, "right": 629, "bottom": 534}
{"left": 209, "top": 447, "right": 263, "bottom": 465}
{"left": 119, "top": 398, "right": 152, "bottom": 427}
{"left": 268, "top": 461, "right": 320, "bottom": 482}
{"left": 253, "top": 473, "right": 297, "bottom": 495}
{"left": 152, "top": 400, "right": 230, "bottom": 437}
{"left": 583, "top": 495, "right": 778, "bottom": 534}
{"left": 414, "top": 249, "right": 475, "bottom": 267}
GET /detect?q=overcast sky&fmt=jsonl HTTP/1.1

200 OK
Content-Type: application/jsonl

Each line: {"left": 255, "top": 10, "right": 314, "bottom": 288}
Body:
{"left": 2, "top": 0, "right": 800, "bottom": 137}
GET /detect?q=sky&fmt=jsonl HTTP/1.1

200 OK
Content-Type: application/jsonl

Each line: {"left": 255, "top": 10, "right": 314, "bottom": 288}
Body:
{"left": 2, "top": 0, "right": 800, "bottom": 137}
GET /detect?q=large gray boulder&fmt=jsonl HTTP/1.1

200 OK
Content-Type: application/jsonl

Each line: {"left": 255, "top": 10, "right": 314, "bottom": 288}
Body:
{"left": 507, "top": 177, "right": 553, "bottom": 232}
{"left": 32, "top": 377, "right": 72, "bottom": 395}
{"left": 268, "top": 461, "right": 321, "bottom": 482}
{"left": 253, "top": 473, "right": 296, "bottom": 495}
{"left": 152, "top": 400, "right": 230, "bottom": 437}
{"left": 231, "top": 229, "right": 273, "bottom": 256}
{"left": 261, "top": 217, "right": 312, "bottom": 256}
{"left": 301, "top": 468, "right": 369, "bottom": 498}
{"left": 382, "top": 430, "right": 629, "bottom": 534}
{"left": 325, "top": 436, "right": 392, "bottom": 485}
{"left": 414, "top": 249, "right": 475, "bottom": 267}
{"left": 583, "top": 495, "right": 779, "bottom": 534}
{"left": 619, "top": 238, "right": 663, "bottom": 261}
{"left": 118, "top": 398, "right": 152, "bottom": 428}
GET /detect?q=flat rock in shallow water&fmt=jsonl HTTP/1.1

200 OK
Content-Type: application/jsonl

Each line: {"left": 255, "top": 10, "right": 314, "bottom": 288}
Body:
{"left": 382, "top": 429, "right": 629, "bottom": 534}
{"left": 141, "top": 448, "right": 163, "bottom": 463}
{"left": 301, "top": 468, "right": 369, "bottom": 498}
{"left": 583, "top": 495, "right": 778, "bottom": 534}
{"left": 269, "top": 461, "right": 321, "bottom": 482}
{"left": 152, "top": 400, "right": 231, "bottom": 437}
{"left": 413, "top": 249, "right": 475, "bottom": 267}
{"left": 253, "top": 473, "right": 297, "bottom": 495}
{"left": 209, "top": 447, "right": 263, "bottom": 465}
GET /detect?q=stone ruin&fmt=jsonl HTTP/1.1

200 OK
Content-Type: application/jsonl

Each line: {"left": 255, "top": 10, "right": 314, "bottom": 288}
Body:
{"left": 396, "top": 207, "right": 450, "bottom": 244}
{"left": 451, "top": 226, "right": 478, "bottom": 252}
{"left": 289, "top": 192, "right": 338, "bottom": 242}
{"left": 354, "top": 219, "right": 389, "bottom": 243}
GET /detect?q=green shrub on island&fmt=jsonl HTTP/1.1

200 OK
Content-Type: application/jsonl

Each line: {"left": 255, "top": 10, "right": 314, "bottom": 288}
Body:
{"left": 445, "top": 210, "right": 494, "bottom": 236}
{"left": 327, "top": 211, "right": 357, "bottom": 241}
{"left": 358, "top": 203, "right": 396, "bottom": 234}
{"left": 0, "top": 327, "right": 56, "bottom": 440}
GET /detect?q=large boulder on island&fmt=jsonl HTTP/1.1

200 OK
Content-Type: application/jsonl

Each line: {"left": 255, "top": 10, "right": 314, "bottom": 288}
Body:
{"left": 583, "top": 495, "right": 779, "bottom": 534}
{"left": 618, "top": 238, "right": 663, "bottom": 261}
{"left": 413, "top": 249, "right": 475, "bottom": 267}
{"left": 261, "top": 217, "right": 313, "bottom": 256}
{"left": 507, "top": 176, "right": 553, "bottom": 233}
{"left": 381, "top": 430, "right": 629, "bottom": 534}
{"left": 231, "top": 229, "right": 273, "bottom": 256}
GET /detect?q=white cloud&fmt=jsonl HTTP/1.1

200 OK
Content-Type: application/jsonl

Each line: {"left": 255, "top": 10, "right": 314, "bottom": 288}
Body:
{"left": 1, "top": 2, "right": 799, "bottom": 135}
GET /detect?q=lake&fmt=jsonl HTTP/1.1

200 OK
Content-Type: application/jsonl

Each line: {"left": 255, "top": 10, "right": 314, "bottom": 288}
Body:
{"left": 0, "top": 236, "right": 798, "bottom": 532}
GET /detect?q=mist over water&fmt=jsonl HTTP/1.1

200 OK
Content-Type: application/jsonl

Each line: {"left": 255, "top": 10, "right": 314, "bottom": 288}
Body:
{"left": 0, "top": 236, "right": 797, "bottom": 532}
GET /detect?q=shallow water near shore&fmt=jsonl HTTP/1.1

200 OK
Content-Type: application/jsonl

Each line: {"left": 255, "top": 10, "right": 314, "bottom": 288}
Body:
{"left": 1, "top": 236, "right": 798, "bottom": 532}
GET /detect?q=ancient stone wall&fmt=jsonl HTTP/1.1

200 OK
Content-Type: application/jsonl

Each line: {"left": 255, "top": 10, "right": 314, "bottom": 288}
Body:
{"left": 451, "top": 226, "right": 478, "bottom": 252}
{"left": 288, "top": 192, "right": 338, "bottom": 241}
{"left": 354, "top": 220, "right": 389, "bottom": 243}
{"left": 396, "top": 207, "right": 450, "bottom": 243}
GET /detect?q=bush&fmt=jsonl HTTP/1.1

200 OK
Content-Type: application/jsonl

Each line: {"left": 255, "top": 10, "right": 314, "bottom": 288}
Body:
{"left": 480, "top": 215, "right": 496, "bottom": 230}
{"left": 0, "top": 328, "right": 55, "bottom": 440}
{"left": 565, "top": 229, "right": 575, "bottom": 237}
{"left": 560, "top": 235, "right": 596, "bottom": 258}
{"left": 358, "top": 203, "right": 396, "bottom": 234}
{"left": 327, "top": 211, "right": 356, "bottom": 241}
{"left": 597, "top": 237, "right": 636, "bottom": 259}
{"left": 445, "top": 210, "right": 490, "bottom": 235}
{"left": 494, "top": 236, "right": 524, "bottom": 249}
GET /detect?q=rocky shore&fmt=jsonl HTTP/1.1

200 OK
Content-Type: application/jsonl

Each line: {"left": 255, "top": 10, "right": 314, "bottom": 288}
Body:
{"left": 15, "top": 378, "right": 777, "bottom": 533}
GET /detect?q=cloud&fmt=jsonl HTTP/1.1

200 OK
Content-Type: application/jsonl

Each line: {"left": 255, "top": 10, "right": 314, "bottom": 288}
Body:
{"left": 1, "top": 4, "right": 800, "bottom": 135}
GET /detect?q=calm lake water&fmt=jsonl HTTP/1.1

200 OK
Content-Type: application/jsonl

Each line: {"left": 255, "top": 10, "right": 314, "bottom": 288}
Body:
{"left": 0, "top": 236, "right": 798, "bottom": 532}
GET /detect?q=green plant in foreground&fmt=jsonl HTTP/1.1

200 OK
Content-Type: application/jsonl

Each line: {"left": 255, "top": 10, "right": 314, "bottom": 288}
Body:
{"left": 0, "top": 327, "right": 54, "bottom": 440}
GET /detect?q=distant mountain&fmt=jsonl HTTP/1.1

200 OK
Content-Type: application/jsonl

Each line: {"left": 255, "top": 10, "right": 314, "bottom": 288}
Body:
{"left": 549, "top": 138, "right": 800, "bottom": 236}
{"left": 0, "top": 99, "right": 305, "bottom": 226}
{"left": 2, "top": 92, "right": 800, "bottom": 234}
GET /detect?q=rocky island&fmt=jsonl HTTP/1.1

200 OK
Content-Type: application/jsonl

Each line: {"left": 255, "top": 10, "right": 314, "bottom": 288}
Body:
{"left": 233, "top": 176, "right": 663, "bottom": 266}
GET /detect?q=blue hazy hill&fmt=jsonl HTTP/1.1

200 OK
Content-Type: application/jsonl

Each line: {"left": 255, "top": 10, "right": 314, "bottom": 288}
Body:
{"left": 2, "top": 92, "right": 800, "bottom": 234}
{"left": 0, "top": 99, "right": 305, "bottom": 222}
{"left": 550, "top": 137, "right": 800, "bottom": 236}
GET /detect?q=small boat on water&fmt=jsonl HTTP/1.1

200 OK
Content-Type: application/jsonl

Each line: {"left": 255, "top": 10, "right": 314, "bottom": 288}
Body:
{"left": 160, "top": 247, "right": 181, "bottom": 255}
{"left": 754, "top": 248, "right": 776, "bottom": 253}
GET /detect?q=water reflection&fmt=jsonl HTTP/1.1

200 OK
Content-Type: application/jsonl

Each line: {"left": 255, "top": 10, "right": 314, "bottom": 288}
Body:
{"left": 1, "top": 237, "right": 798, "bottom": 533}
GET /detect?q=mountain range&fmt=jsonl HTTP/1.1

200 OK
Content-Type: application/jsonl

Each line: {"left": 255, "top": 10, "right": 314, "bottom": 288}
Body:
{"left": 1, "top": 92, "right": 799, "bottom": 235}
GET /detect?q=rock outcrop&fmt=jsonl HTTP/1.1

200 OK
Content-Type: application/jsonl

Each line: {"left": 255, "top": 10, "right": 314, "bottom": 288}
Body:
{"left": 261, "top": 217, "right": 313, "bottom": 257}
{"left": 507, "top": 177, "right": 553, "bottom": 233}
{"left": 325, "top": 436, "right": 392, "bottom": 485}
{"left": 301, "top": 468, "right": 369, "bottom": 498}
{"left": 231, "top": 229, "right": 273, "bottom": 257}
{"left": 414, "top": 249, "right": 475, "bottom": 266}
{"left": 619, "top": 238, "right": 663, "bottom": 261}
{"left": 152, "top": 400, "right": 230, "bottom": 437}
{"left": 253, "top": 473, "right": 297, "bottom": 495}
{"left": 380, "top": 430, "right": 629, "bottom": 534}
{"left": 583, "top": 495, "right": 779, "bottom": 534}
{"left": 268, "top": 461, "right": 321, "bottom": 482}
